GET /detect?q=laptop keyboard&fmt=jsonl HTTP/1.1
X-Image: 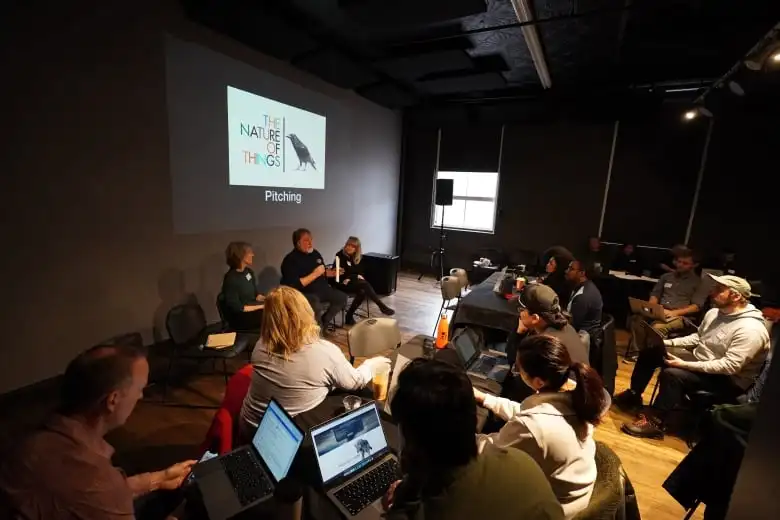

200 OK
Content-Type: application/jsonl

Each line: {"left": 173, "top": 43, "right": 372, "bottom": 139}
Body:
{"left": 471, "top": 356, "right": 497, "bottom": 375}
{"left": 221, "top": 450, "right": 273, "bottom": 506}
{"left": 334, "top": 458, "right": 400, "bottom": 516}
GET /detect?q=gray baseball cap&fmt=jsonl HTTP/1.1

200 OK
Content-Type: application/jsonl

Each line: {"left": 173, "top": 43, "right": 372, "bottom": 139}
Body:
{"left": 707, "top": 274, "right": 753, "bottom": 298}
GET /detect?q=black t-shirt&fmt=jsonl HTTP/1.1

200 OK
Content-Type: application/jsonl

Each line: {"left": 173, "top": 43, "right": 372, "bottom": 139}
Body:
{"left": 221, "top": 268, "right": 259, "bottom": 314}
{"left": 281, "top": 248, "right": 329, "bottom": 293}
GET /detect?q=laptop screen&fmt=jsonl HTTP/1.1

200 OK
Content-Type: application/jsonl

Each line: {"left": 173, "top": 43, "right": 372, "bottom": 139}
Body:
{"left": 252, "top": 399, "right": 305, "bottom": 483}
{"left": 311, "top": 402, "right": 388, "bottom": 485}
{"left": 453, "top": 330, "right": 478, "bottom": 366}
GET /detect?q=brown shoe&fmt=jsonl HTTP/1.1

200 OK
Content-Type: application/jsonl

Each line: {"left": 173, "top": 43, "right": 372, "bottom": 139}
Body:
{"left": 621, "top": 413, "right": 665, "bottom": 439}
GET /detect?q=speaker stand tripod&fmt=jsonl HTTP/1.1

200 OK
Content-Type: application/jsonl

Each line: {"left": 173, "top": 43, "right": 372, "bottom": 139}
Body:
{"left": 418, "top": 205, "right": 447, "bottom": 282}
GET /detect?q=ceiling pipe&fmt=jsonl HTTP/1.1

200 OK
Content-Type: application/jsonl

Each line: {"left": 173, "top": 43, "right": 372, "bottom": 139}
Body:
{"left": 510, "top": 0, "right": 552, "bottom": 89}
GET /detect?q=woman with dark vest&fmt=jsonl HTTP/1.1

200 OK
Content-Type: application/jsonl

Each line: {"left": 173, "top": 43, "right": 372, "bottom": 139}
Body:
{"left": 220, "top": 241, "right": 264, "bottom": 331}
{"left": 334, "top": 236, "right": 395, "bottom": 325}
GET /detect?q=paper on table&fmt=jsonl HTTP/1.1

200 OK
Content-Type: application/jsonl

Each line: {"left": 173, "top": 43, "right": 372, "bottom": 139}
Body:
{"left": 384, "top": 353, "right": 412, "bottom": 416}
{"left": 205, "top": 332, "right": 236, "bottom": 349}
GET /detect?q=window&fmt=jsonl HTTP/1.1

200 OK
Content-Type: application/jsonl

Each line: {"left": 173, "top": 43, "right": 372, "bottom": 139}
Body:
{"left": 431, "top": 171, "right": 499, "bottom": 233}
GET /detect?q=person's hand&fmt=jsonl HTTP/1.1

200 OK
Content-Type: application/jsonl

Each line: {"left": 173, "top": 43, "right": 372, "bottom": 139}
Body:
{"left": 357, "top": 274, "right": 365, "bottom": 280}
{"left": 313, "top": 264, "right": 326, "bottom": 278}
{"left": 382, "top": 480, "right": 402, "bottom": 511}
{"left": 339, "top": 268, "right": 345, "bottom": 275}
{"left": 516, "top": 320, "right": 528, "bottom": 334}
{"left": 473, "top": 387, "right": 487, "bottom": 405}
{"left": 256, "top": 294, "right": 265, "bottom": 303}
{"left": 159, "top": 460, "right": 197, "bottom": 490}
{"left": 342, "top": 278, "right": 351, "bottom": 285}
{"left": 364, "top": 356, "right": 392, "bottom": 375}
{"left": 325, "top": 268, "right": 337, "bottom": 278}
{"left": 664, "top": 309, "right": 678, "bottom": 319}
{"left": 665, "top": 353, "right": 686, "bottom": 368}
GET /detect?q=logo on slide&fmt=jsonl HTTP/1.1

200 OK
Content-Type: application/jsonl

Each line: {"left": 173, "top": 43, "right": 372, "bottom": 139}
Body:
{"left": 227, "top": 86, "right": 326, "bottom": 189}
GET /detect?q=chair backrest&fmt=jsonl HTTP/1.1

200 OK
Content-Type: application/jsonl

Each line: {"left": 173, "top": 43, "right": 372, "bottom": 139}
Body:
{"left": 216, "top": 293, "right": 229, "bottom": 329}
{"left": 199, "top": 364, "right": 253, "bottom": 455}
{"left": 165, "top": 303, "right": 208, "bottom": 346}
{"left": 449, "top": 268, "right": 468, "bottom": 290}
{"left": 348, "top": 318, "right": 401, "bottom": 360}
{"left": 572, "top": 441, "right": 625, "bottom": 520}
{"left": 440, "top": 276, "right": 461, "bottom": 300}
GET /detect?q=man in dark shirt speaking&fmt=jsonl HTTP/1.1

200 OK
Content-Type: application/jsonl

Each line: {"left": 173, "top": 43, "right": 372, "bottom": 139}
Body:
{"left": 281, "top": 228, "right": 347, "bottom": 327}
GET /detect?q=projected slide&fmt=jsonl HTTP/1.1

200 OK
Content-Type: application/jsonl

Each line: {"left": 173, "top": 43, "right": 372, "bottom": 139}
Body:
{"left": 227, "top": 85, "right": 326, "bottom": 189}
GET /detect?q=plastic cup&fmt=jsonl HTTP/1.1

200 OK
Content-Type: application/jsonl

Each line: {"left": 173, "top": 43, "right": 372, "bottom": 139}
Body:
{"left": 515, "top": 277, "right": 526, "bottom": 291}
{"left": 372, "top": 364, "right": 391, "bottom": 401}
{"left": 343, "top": 395, "right": 362, "bottom": 411}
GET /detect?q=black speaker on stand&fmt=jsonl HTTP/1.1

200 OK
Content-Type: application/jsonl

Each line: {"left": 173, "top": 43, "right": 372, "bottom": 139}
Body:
{"left": 420, "top": 178, "right": 453, "bottom": 282}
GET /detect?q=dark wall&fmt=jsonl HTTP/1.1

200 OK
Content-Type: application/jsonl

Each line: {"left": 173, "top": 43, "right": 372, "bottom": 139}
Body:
{"left": 400, "top": 103, "right": 776, "bottom": 290}
{"left": 401, "top": 119, "right": 615, "bottom": 270}
{"left": 0, "top": 0, "right": 401, "bottom": 393}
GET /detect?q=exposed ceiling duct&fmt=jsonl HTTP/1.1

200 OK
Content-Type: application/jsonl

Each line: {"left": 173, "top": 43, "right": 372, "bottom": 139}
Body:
{"left": 509, "top": 0, "right": 552, "bottom": 89}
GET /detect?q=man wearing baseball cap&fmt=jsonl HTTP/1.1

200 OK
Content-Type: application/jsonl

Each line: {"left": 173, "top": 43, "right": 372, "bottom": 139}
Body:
{"left": 507, "top": 284, "right": 589, "bottom": 367}
{"left": 617, "top": 274, "right": 770, "bottom": 439}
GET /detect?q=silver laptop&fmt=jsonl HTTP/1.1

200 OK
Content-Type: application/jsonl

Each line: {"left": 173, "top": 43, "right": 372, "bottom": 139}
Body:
{"left": 629, "top": 297, "right": 674, "bottom": 322}
{"left": 193, "top": 399, "right": 304, "bottom": 520}
{"left": 452, "top": 328, "right": 510, "bottom": 385}
{"left": 311, "top": 402, "right": 401, "bottom": 519}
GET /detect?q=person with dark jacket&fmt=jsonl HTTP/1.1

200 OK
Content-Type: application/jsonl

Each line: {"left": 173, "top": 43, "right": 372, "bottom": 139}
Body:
{"left": 221, "top": 241, "right": 264, "bottom": 331}
{"left": 541, "top": 246, "right": 575, "bottom": 310}
{"left": 281, "top": 228, "right": 347, "bottom": 328}
{"left": 565, "top": 259, "right": 604, "bottom": 337}
{"left": 579, "top": 236, "right": 609, "bottom": 275}
{"left": 334, "top": 236, "right": 394, "bottom": 325}
{"left": 612, "top": 243, "right": 642, "bottom": 274}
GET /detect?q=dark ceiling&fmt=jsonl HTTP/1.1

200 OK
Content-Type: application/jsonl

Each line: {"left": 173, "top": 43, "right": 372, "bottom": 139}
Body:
{"left": 182, "top": 0, "right": 780, "bottom": 110}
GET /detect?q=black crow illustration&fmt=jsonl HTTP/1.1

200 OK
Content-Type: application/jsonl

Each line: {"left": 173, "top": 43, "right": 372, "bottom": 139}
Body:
{"left": 286, "top": 133, "right": 317, "bottom": 171}
{"left": 355, "top": 439, "right": 372, "bottom": 459}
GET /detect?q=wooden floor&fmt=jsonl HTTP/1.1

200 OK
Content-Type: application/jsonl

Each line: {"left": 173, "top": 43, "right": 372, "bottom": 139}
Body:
{"left": 0, "top": 272, "right": 701, "bottom": 519}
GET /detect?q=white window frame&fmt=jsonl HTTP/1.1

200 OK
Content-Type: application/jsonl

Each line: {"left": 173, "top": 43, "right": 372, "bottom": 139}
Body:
{"left": 430, "top": 126, "right": 504, "bottom": 234}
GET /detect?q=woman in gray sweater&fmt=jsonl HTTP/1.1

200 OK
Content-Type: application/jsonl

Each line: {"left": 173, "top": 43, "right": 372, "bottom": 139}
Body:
{"left": 239, "top": 286, "right": 390, "bottom": 442}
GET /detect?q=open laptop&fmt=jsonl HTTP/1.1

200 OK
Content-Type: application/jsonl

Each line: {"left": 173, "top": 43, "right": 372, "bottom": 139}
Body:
{"left": 628, "top": 297, "right": 675, "bottom": 322}
{"left": 452, "top": 328, "right": 510, "bottom": 387}
{"left": 193, "top": 399, "right": 305, "bottom": 520}
{"left": 311, "top": 401, "right": 401, "bottom": 519}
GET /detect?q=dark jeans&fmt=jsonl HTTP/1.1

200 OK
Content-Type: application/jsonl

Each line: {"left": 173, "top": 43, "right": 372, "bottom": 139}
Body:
{"left": 305, "top": 286, "right": 348, "bottom": 327}
{"left": 631, "top": 344, "right": 742, "bottom": 415}
{"left": 339, "top": 279, "right": 385, "bottom": 315}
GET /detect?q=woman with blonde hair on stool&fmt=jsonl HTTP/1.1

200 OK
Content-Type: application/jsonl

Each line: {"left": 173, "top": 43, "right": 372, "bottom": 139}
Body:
{"left": 335, "top": 236, "right": 395, "bottom": 325}
{"left": 239, "top": 286, "right": 390, "bottom": 443}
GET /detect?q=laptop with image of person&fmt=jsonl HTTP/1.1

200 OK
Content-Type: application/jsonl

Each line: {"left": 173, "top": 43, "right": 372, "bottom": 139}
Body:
{"left": 311, "top": 401, "right": 400, "bottom": 519}
{"left": 193, "top": 399, "right": 304, "bottom": 520}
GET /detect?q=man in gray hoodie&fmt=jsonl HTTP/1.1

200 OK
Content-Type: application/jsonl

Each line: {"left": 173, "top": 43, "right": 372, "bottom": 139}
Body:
{"left": 616, "top": 274, "right": 769, "bottom": 439}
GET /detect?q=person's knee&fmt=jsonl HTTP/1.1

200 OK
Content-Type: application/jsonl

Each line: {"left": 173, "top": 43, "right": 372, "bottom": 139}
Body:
{"left": 333, "top": 290, "right": 348, "bottom": 307}
{"left": 659, "top": 367, "right": 689, "bottom": 385}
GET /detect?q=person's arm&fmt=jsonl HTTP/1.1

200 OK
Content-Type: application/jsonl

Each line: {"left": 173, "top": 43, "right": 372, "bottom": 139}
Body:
{"left": 476, "top": 390, "right": 524, "bottom": 422}
{"left": 649, "top": 277, "right": 664, "bottom": 304}
{"left": 300, "top": 267, "right": 324, "bottom": 287}
{"left": 665, "top": 303, "right": 700, "bottom": 318}
{"left": 223, "top": 275, "right": 246, "bottom": 315}
{"left": 476, "top": 415, "right": 538, "bottom": 453}
{"left": 664, "top": 332, "right": 701, "bottom": 348}
{"left": 322, "top": 342, "right": 386, "bottom": 390}
{"left": 673, "top": 328, "right": 768, "bottom": 375}
{"left": 126, "top": 461, "right": 195, "bottom": 498}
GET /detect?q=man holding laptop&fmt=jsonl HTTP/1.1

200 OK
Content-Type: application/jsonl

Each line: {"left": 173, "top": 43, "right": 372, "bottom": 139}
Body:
{"left": 627, "top": 248, "right": 708, "bottom": 359}
{"left": 616, "top": 275, "right": 770, "bottom": 439}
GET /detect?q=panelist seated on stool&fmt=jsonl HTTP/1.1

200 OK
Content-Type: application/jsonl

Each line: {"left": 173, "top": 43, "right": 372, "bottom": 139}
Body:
{"left": 474, "top": 335, "right": 610, "bottom": 519}
{"left": 238, "top": 286, "right": 390, "bottom": 445}
{"left": 627, "top": 248, "right": 709, "bottom": 358}
{"left": 334, "top": 236, "right": 395, "bottom": 325}
{"left": 381, "top": 358, "right": 565, "bottom": 520}
{"left": 221, "top": 241, "right": 265, "bottom": 331}
{"left": 281, "top": 228, "right": 347, "bottom": 328}
{"left": 615, "top": 275, "right": 770, "bottom": 439}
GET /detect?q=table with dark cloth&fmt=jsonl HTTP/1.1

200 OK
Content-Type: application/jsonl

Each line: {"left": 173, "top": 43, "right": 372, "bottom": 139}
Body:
{"left": 451, "top": 272, "right": 521, "bottom": 334}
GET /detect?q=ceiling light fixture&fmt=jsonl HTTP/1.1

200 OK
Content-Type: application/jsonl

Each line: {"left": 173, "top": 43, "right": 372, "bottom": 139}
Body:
{"left": 510, "top": 0, "right": 552, "bottom": 89}
{"left": 772, "top": 52, "right": 780, "bottom": 63}
{"left": 683, "top": 110, "right": 697, "bottom": 121}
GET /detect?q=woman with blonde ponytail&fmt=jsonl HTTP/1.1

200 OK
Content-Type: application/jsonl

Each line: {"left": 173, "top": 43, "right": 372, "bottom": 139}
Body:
{"left": 473, "top": 334, "right": 609, "bottom": 518}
